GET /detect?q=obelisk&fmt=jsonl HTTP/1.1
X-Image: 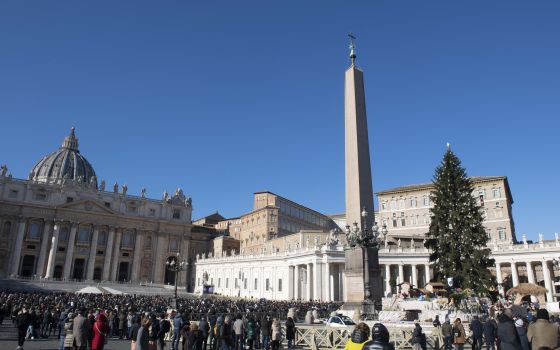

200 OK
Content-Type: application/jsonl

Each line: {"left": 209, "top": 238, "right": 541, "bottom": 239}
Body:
{"left": 343, "top": 34, "right": 383, "bottom": 308}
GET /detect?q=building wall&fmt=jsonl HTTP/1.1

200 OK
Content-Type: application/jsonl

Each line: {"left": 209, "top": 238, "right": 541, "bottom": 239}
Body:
{"left": 376, "top": 177, "right": 516, "bottom": 244}
{"left": 0, "top": 174, "right": 209, "bottom": 289}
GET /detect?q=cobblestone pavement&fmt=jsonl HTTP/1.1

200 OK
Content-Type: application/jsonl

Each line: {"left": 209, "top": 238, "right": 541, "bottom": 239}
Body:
{"left": 0, "top": 321, "right": 134, "bottom": 350}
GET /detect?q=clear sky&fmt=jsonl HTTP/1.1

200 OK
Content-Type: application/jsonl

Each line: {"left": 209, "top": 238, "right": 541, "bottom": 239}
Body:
{"left": 0, "top": 1, "right": 558, "bottom": 241}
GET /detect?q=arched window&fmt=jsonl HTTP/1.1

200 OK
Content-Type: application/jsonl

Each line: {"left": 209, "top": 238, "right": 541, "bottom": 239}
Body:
{"left": 121, "top": 230, "right": 134, "bottom": 248}
{"left": 59, "top": 226, "right": 70, "bottom": 241}
{"left": 2, "top": 221, "right": 11, "bottom": 235}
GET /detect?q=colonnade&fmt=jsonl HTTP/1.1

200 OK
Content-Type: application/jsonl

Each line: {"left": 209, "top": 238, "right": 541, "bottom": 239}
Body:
{"left": 289, "top": 262, "right": 343, "bottom": 302}
{"left": 381, "top": 263, "right": 431, "bottom": 295}
{"left": 4, "top": 216, "right": 178, "bottom": 284}
{"left": 495, "top": 260, "right": 555, "bottom": 301}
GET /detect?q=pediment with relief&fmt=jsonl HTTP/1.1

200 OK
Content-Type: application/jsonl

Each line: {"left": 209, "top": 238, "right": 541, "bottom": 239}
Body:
{"left": 60, "top": 199, "right": 116, "bottom": 214}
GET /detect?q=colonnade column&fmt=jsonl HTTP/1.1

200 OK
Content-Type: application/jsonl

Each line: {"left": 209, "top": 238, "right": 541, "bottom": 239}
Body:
{"left": 294, "top": 265, "right": 300, "bottom": 300}
{"left": 306, "top": 263, "right": 312, "bottom": 301}
{"left": 398, "top": 264, "right": 404, "bottom": 285}
{"left": 63, "top": 223, "right": 78, "bottom": 279}
{"left": 324, "top": 262, "right": 331, "bottom": 302}
{"left": 330, "top": 266, "right": 335, "bottom": 301}
{"left": 102, "top": 227, "right": 115, "bottom": 280}
{"left": 288, "top": 266, "right": 294, "bottom": 300}
{"left": 45, "top": 222, "right": 61, "bottom": 278}
{"left": 10, "top": 218, "right": 27, "bottom": 276}
{"left": 385, "top": 264, "right": 391, "bottom": 295}
{"left": 110, "top": 229, "right": 122, "bottom": 281}
{"left": 526, "top": 262, "right": 535, "bottom": 284}
{"left": 313, "top": 261, "right": 321, "bottom": 301}
{"left": 411, "top": 264, "right": 418, "bottom": 288}
{"left": 86, "top": 226, "right": 99, "bottom": 280}
{"left": 36, "top": 220, "right": 53, "bottom": 277}
{"left": 130, "top": 231, "right": 144, "bottom": 281}
{"left": 542, "top": 260, "right": 554, "bottom": 302}
{"left": 424, "top": 264, "right": 431, "bottom": 285}
{"left": 495, "top": 262, "right": 503, "bottom": 295}
{"left": 511, "top": 262, "right": 519, "bottom": 287}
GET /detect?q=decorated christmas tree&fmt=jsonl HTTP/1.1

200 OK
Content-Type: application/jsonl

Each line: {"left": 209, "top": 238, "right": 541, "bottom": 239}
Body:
{"left": 424, "top": 146, "right": 494, "bottom": 293}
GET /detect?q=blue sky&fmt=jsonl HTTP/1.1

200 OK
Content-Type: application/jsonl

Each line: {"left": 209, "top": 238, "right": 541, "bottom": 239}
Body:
{"left": 0, "top": 1, "right": 558, "bottom": 241}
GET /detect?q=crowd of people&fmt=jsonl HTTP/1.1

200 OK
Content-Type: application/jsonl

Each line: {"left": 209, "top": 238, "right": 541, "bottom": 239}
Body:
{"left": 0, "top": 290, "right": 339, "bottom": 350}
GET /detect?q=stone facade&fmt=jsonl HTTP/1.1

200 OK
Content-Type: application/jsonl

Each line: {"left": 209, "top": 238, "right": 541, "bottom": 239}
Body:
{"left": 0, "top": 129, "right": 211, "bottom": 290}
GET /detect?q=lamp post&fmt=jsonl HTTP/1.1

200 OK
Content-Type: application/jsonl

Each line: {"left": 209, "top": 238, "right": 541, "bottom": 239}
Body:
{"left": 345, "top": 207, "right": 388, "bottom": 302}
{"left": 166, "top": 252, "right": 187, "bottom": 301}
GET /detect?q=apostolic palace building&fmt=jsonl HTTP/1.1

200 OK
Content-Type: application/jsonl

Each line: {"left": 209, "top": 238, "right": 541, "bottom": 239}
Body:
{"left": 1, "top": 44, "right": 559, "bottom": 305}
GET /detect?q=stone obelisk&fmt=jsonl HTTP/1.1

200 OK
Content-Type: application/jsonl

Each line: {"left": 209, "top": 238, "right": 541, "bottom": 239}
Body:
{"left": 343, "top": 34, "right": 383, "bottom": 308}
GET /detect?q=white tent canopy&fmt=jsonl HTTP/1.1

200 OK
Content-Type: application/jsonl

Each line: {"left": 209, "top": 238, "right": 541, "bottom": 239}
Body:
{"left": 76, "top": 286, "right": 103, "bottom": 294}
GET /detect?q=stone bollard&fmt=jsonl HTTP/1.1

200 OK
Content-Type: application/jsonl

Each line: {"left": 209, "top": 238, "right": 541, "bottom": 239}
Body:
{"left": 352, "top": 308, "right": 361, "bottom": 324}
{"left": 312, "top": 309, "right": 319, "bottom": 322}
{"left": 287, "top": 307, "right": 297, "bottom": 322}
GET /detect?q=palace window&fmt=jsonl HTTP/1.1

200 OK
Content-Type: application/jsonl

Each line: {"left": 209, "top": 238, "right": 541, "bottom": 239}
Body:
{"left": 398, "top": 199, "right": 405, "bottom": 209}
{"left": 226, "top": 278, "right": 229, "bottom": 288}
{"left": 392, "top": 213, "right": 397, "bottom": 228}
{"left": 278, "top": 279, "right": 282, "bottom": 292}
{"left": 244, "top": 279, "right": 247, "bottom": 289}
{"left": 423, "top": 196, "right": 430, "bottom": 207}
{"left": 254, "top": 278, "right": 258, "bottom": 290}
{"left": 218, "top": 278, "right": 221, "bottom": 287}
{"left": 401, "top": 212, "right": 406, "bottom": 227}
{"left": 266, "top": 278, "right": 270, "bottom": 291}
{"left": 34, "top": 189, "right": 47, "bottom": 201}
{"left": 410, "top": 197, "right": 417, "bottom": 208}
{"left": 493, "top": 188, "right": 501, "bottom": 199}
{"left": 390, "top": 200, "right": 397, "bottom": 210}
{"left": 381, "top": 202, "right": 387, "bottom": 211}
{"left": 9, "top": 189, "right": 18, "bottom": 198}
{"left": 149, "top": 208, "right": 156, "bottom": 216}
{"left": 412, "top": 215, "right": 418, "bottom": 225}
{"left": 172, "top": 209, "right": 181, "bottom": 219}
{"left": 498, "top": 228, "right": 506, "bottom": 241}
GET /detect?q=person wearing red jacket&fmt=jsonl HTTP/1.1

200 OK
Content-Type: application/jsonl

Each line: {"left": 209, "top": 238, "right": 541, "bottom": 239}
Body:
{"left": 92, "top": 313, "right": 110, "bottom": 350}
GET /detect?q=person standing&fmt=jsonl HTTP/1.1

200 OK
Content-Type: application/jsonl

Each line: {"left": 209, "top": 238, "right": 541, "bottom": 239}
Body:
{"left": 260, "top": 315, "right": 271, "bottom": 350}
{"left": 137, "top": 318, "right": 151, "bottom": 350}
{"left": 199, "top": 316, "right": 210, "bottom": 350}
{"left": 527, "top": 309, "right": 560, "bottom": 350}
{"left": 63, "top": 313, "right": 75, "bottom": 350}
{"left": 233, "top": 315, "right": 244, "bottom": 350}
{"left": 92, "top": 313, "right": 109, "bottom": 350}
{"left": 270, "top": 319, "right": 281, "bottom": 350}
{"left": 362, "top": 323, "right": 394, "bottom": 350}
{"left": 16, "top": 308, "right": 31, "bottom": 350}
{"left": 514, "top": 318, "right": 530, "bottom": 350}
{"left": 482, "top": 316, "right": 497, "bottom": 350}
{"left": 496, "top": 309, "right": 521, "bottom": 350}
{"left": 441, "top": 318, "right": 453, "bottom": 350}
{"left": 173, "top": 312, "right": 184, "bottom": 350}
{"left": 452, "top": 318, "right": 466, "bottom": 350}
{"left": 470, "top": 315, "right": 484, "bottom": 350}
{"left": 284, "top": 317, "right": 295, "bottom": 350}
{"left": 149, "top": 314, "right": 160, "bottom": 350}
{"left": 245, "top": 317, "right": 256, "bottom": 350}
{"left": 73, "top": 309, "right": 90, "bottom": 350}
{"left": 160, "top": 313, "right": 171, "bottom": 350}
{"left": 58, "top": 311, "right": 69, "bottom": 350}
{"left": 411, "top": 323, "right": 424, "bottom": 350}
{"left": 343, "top": 322, "right": 370, "bottom": 350}
{"left": 220, "top": 316, "right": 234, "bottom": 350}
{"left": 131, "top": 316, "right": 141, "bottom": 350}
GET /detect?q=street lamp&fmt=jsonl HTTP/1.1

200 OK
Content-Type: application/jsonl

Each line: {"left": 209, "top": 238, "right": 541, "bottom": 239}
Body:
{"left": 345, "top": 207, "right": 388, "bottom": 301}
{"left": 166, "top": 252, "right": 187, "bottom": 301}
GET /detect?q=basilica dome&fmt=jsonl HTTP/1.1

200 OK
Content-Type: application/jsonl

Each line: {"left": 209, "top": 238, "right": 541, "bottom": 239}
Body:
{"left": 30, "top": 128, "right": 98, "bottom": 188}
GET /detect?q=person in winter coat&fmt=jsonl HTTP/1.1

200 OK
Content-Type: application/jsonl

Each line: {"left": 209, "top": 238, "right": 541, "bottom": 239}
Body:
{"left": 58, "top": 311, "right": 69, "bottom": 350}
{"left": 452, "top": 318, "right": 466, "bottom": 350}
{"left": 246, "top": 317, "right": 256, "bottom": 350}
{"left": 270, "top": 319, "right": 281, "bottom": 350}
{"left": 136, "top": 318, "right": 151, "bottom": 350}
{"left": 187, "top": 322, "right": 200, "bottom": 350}
{"left": 441, "top": 319, "right": 453, "bottom": 350}
{"left": 63, "top": 313, "right": 75, "bottom": 350}
{"left": 260, "top": 315, "right": 271, "bottom": 350}
{"left": 496, "top": 309, "right": 521, "bottom": 350}
{"left": 149, "top": 314, "right": 160, "bottom": 350}
{"left": 343, "top": 322, "right": 370, "bottom": 350}
{"left": 199, "top": 316, "right": 210, "bottom": 350}
{"left": 284, "top": 317, "right": 295, "bottom": 350}
{"left": 470, "top": 315, "right": 484, "bottom": 350}
{"left": 233, "top": 315, "right": 244, "bottom": 350}
{"left": 220, "top": 316, "right": 234, "bottom": 350}
{"left": 180, "top": 320, "right": 191, "bottom": 350}
{"left": 173, "top": 312, "right": 184, "bottom": 350}
{"left": 73, "top": 310, "right": 91, "bottom": 350}
{"left": 527, "top": 309, "right": 560, "bottom": 350}
{"left": 514, "top": 318, "right": 530, "bottom": 350}
{"left": 362, "top": 322, "right": 394, "bottom": 350}
{"left": 131, "top": 316, "right": 141, "bottom": 350}
{"left": 92, "top": 313, "right": 109, "bottom": 350}
{"left": 411, "top": 323, "right": 423, "bottom": 350}
{"left": 482, "top": 316, "right": 497, "bottom": 350}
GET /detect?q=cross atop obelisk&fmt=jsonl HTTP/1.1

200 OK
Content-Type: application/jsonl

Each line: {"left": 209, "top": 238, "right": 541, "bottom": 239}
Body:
{"left": 348, "top": 33, "right": 357, "bottom": 66}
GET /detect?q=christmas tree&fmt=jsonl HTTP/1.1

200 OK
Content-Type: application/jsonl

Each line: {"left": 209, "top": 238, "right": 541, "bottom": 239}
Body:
{"left": 424, "top": 146, "right": 494, "bottom": 293}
